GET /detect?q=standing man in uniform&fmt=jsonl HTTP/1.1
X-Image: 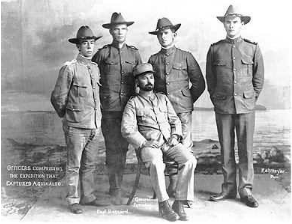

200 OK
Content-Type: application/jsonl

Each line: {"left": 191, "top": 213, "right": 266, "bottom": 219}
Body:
{"left": 92, "top": 12, "right": 142, "bottom": 205}
{"left": 148, "top": 18, "right": 205, "bottom": 196}
{"left": 51, "top": 26, "right": 103, "bottom": 214}
{"left": 206, "top": 5, "right": 264, "bottom": 207}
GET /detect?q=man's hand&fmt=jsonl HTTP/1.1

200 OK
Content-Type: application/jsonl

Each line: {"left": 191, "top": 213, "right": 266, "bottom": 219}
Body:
{"left": 142, "top": 140, "right": 160, "bottom": 148}
{"left": 167, "top": 135, "right": 179, "bottom": 147}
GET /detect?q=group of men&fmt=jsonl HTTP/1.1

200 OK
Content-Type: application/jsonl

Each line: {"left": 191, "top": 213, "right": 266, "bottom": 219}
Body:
{"left": 51, "top": 4, "right": 264, "bottom": 221}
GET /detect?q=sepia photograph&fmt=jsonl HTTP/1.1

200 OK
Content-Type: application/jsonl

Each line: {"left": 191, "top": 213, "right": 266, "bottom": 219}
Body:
{"left": 1, "top": 0, "right": 291, "bottom": 223}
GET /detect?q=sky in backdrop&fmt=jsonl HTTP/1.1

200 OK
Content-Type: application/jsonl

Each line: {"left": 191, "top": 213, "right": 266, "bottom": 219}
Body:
{"left": 1, "top": 0, "right": 291, "bottom": 109}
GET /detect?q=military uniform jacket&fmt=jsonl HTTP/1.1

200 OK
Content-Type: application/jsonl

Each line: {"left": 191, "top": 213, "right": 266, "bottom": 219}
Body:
{"left": 92, "top": 42, "right": 142, "bottom": 112}
{"left": 121, "top": 93, "right": 182, "bottom": 149}
{"left": 51, "top": 54, "right": 101, "bottom": 129}
{"left": 148, "top": 46, "right": 205, "bottom": 113}
{"left": 206, "top": 37, "right": 264, "bottom": 114}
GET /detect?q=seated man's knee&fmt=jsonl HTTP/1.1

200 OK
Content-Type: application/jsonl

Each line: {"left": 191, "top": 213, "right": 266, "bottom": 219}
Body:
{"left": 141, "top": 147, "right": 163, "bottom": 168}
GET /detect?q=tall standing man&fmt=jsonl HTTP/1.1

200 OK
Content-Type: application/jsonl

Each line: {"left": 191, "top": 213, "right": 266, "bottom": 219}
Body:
{"left": 206, "top": 5, "right": 264, "bottom": 207}
{"left": 148, "top": 18, "right": 205, "bottom": 196}
{"left": 51, "top": 26, "right": 103, "bottom": 214}
{"left": 92, "top": 12, "right": 142, "bottom": 205}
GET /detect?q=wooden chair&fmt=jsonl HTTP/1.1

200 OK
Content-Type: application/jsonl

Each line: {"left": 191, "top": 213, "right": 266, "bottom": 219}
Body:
{"left": 127, "top": 149, "right": 179, "bottom": 205}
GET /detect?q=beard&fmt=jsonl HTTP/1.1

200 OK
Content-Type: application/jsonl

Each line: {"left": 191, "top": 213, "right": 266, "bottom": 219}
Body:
{"left": 139, "top": 84, "right": 154, "bottom": 91}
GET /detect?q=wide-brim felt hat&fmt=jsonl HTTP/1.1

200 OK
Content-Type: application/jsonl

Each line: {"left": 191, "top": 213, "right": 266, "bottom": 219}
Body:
{"left": 68, "top": 26, "right": 102, "bottom": 44}
{"left": 133, "top": 63, "right": 154, "bottom": 78}
{"left": 102, "top": 12, "right": 134, "bottom": 29}
{"left": 149, "top": 17, "right": 181, "bottom": 35}
{"left": 217, "top": 5, "right": 251, "bottom": 24}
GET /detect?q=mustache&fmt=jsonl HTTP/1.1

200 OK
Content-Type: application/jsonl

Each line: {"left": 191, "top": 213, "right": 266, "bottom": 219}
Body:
{"left": 145, "top": 83, "right": 153, "bottom": 86}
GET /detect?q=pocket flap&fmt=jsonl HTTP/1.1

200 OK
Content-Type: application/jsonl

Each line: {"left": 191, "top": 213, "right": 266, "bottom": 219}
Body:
{"left": 72, "top": 82, "right": 88, "bottom": 88}
{"left": 66, "top": 104, "right": 82, "bottom": 111}
{"left": 104, "top": 58, "right": 119, "bottom": 65}
{"left": 125, "top": 60, "right": 135, "bottom": 65}
{"left": 173, "top": 62, "right": 187, "bottom": 70}
{"left": 136, "top": 111, "right": 145, "bottom": 116}
{"left": 243, "top": 90, "right": 254, "bottom": 99}
{"left": 241, "top": 56, "right": 254, "bottom": 65}
{"left": 181, "top": 88, "right": 191, "bottom": 97}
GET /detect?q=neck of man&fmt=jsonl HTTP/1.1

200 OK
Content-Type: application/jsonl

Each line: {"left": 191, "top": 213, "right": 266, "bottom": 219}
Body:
{"left": 161, "top": 43, "right": 175, "bottom": 49}
{"left": 113, "top": 40, "right": 125, "bottom": 49}
{"left": 227, "top": 34, "right": 241, "bottom": 39}
{"left": 139, "top": 90, "right": 154, "bottom": 99}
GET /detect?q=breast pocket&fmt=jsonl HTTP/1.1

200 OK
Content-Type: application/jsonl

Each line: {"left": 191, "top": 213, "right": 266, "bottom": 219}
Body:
{"left": 172, "top": 62, "right": 187, "bottom": 71}
{"left": 136, "top": 110, "right": 146, "bottom": 123}
{"left": 241, "top": 56, "right": 254, "bottom": 76}
{"left": 104, "top": 58, "right": 119, "bottom": 74}
{"left": 72, "top": 83, "right": 88, "bottom": 97}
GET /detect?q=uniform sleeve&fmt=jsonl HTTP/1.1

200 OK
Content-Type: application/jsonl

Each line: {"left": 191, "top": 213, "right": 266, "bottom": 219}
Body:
{"left": 252, "top": 44, "right": 264, "bottom": 100}
{"left": 92, "top": 49, "right": 103, "bottom": 66}
{"left": 50, "top": 65, "right": 73, "bottom": 118}
{"left": 206, "top": 45, "right": 216, "bottom": 97}
{"left": 135, "top": 50, "right": 142, "bottom": 65}
{"left": 121, "top": 99, "right": 147, "bottom": 149}
{"left": 186, "top": 52, "right": 206, "bottom": 102}
{"left": 165, "top": 96, "right": 182, "bottom": 137}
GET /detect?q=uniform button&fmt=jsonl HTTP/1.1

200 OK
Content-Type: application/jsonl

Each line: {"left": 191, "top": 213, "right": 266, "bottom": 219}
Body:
{"left": 233, "top": 45, "right": 235, "bottom": 48}
{"left": 166, "top": 72, "right": 169, "bottom": 75}
{"left": 234, "top": 81, "right": 237, "bottom": 84}
{"left": 234, "top": 93, "right": 237, "bottom": 96}
{"left": 167, "top": 82, "right": 170, "bottom": 85}
{"left": 233, "top": 68, "right": 236, "bottom": 71}
{"left": 167, "top": 93, "right": 170, "bottom": 95}
{"left": 166, "top": 62, "right": 169, "bottom": 65}
{"left": 233, "top": 57, "right": 236, "bottom": 60}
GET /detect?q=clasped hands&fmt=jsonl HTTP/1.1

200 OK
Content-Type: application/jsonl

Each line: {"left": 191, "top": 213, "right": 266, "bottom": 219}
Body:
{"left": 142, "top": 134, "right": 180, "bottom": 148}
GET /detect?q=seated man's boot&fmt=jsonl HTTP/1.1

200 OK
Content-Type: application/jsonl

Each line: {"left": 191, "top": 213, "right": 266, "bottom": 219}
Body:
{"left": 69, "top": 203, "right": 83, "bottom": 214}
{"left": 172, "top": 200, "right": 188, "bottom": 221}
{"left": 159, "top": 200, "right": 179, "bottom": 222}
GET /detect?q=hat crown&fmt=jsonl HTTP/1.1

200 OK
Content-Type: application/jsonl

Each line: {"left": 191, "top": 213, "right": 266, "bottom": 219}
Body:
{"left": 224, "top": 5, "right": 243, "bottom": 17}
{"left": 133, "top": 63, "right": 154, "bottom": 77}
{"left": 76, "top": 26, "right": 95, "bottom": 39}
{"left": 156, "top": 17, "right": 173, "bottom": 30}
{"left": 110, "top": 12, "right": 127, "bottom": 24}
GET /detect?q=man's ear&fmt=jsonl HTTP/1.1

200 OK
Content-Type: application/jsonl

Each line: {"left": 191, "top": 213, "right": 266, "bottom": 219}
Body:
{"left": 135, "top": 79, "right": 140, "bottom": 95}
{"left": 173, "top": 32, "right": 177, "bottom": 38}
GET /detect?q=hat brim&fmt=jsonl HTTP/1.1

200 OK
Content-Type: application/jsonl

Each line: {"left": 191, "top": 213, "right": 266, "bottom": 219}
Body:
{"left": 68, "top": 35, "right": 102, "bottom": 44}
{"left": 149, "top": 24, "right": 181, "bottom": 35}
{"left": 217, "top": 16, "right": 251, "bottom": 24}
{"left": 102, "top": 21, "right": 134, "bottom": 29}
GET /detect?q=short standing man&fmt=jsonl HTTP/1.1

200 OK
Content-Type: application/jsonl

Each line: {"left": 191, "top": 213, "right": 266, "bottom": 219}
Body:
{"left": 206, "top": 5, "right": 264, "bottom": 207}
{"left": 148, "top": 18, "right": 205, "bottom": 196}
{"left": 122, "top": 63, "right": 197, "bottom": 221}
{"left": 51, "top": 26, "right": 103, "bottom": 214}
{"left": 92, "top": 12, "right": 142, "bottom": 204}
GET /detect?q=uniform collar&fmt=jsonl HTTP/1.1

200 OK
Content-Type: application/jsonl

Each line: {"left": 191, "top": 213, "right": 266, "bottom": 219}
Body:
{"left": 111, "top": 41, "right": 127, "bottom": 50}
{"left": 76, "top": 54, "right": 92, "bottom": 65}
{"left": 160, "top": 45, "right": 176, "bottom": 56}
{"left": 225, "top": 36, "right": 243, "bottom": 44}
